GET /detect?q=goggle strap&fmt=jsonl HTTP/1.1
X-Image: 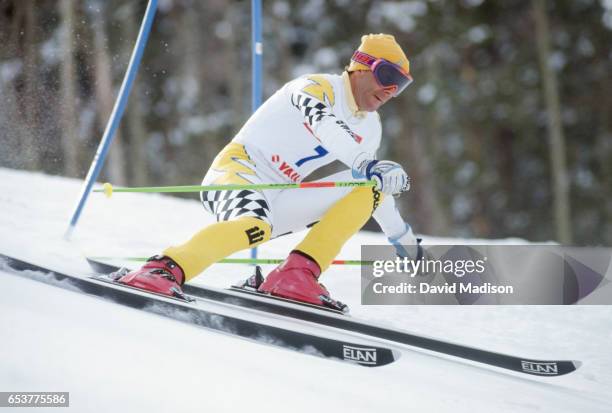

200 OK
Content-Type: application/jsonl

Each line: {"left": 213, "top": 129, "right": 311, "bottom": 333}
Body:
{"left": 351, "top": 51, "right": 378, "bottom": 67}
{"left": 351, "top": 50, "right": 413, "bottom": 96}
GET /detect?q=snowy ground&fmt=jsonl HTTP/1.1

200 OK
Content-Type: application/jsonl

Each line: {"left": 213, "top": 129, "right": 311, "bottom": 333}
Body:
{"left": 1, "top": 167, "right": 611, "bottom": 412}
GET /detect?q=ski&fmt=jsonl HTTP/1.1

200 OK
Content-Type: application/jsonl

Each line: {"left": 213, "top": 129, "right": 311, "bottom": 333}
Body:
{"left": 87, "top": 257, "right": 581, "bottom": 377}
{"left": 0, "top": 253, "right": 397, "bottom": 368}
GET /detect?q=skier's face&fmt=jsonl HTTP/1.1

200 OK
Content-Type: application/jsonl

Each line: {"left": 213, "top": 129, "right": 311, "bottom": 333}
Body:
{"left": 351, "top": 71, "right": 397, "bottom": 112}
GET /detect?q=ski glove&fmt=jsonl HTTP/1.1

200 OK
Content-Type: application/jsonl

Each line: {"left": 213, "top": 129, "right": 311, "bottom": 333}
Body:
{"left": 353, "top": 156, "right": 410, "bottom": 196}
{"left": 388, "top": 223, "right": 423, "bottom": 260}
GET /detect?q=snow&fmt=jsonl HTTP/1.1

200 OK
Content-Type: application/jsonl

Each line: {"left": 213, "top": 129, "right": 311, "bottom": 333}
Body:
{"left": 1, "top": 166, "right": 611, "bottom": 412}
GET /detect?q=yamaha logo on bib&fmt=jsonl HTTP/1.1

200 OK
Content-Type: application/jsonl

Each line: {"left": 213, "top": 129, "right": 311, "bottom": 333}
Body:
{"left": 342, "top": 344, "right": 378, "bottom": 365}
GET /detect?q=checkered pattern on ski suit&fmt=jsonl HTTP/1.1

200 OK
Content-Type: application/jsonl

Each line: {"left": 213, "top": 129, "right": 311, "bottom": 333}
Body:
{"left": 200, "top": 189, "right": 272, "bottom": 227}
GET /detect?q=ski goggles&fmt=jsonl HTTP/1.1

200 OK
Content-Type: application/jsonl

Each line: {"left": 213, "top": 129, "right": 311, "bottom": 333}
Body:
{"left": 351, "top": 50, "right": 413, "bottom": 96}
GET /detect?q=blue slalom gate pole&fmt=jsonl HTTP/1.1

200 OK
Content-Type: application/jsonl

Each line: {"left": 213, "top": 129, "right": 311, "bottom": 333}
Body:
{"left": 252, "top": 0, "right": 263, "bottom": 111}
{"left": 251, "top": 0, "right": 263, "bottom": 260}
{"left": 65, "top": 0, "right": 159, "bottom": 239}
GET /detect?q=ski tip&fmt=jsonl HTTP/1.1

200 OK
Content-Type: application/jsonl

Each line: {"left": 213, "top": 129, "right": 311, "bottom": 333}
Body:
{"left": 391, "top": 348, "right": 403, "bottom": 363}
{"left": 557, "top": 360, "right": 582, "bottom": 376}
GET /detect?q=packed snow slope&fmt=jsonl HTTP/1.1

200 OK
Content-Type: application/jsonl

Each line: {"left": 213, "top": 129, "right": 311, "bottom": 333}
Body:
{"left": 1, "top": 167, "right": 611, "bottom": 413}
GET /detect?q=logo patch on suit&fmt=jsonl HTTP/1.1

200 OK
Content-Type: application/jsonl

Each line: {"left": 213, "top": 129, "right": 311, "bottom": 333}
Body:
{"left": 372, "top": 187, "right": 381, "bottom": 211}
{"left": 271, "top": 155, "right": 302, "bottom": 182}
{"left": 245, "top": 226, "right": 266, "bottom": 245}
{"left": 335, "top": 120, "right": 363, "bottom": 143}
{"left": 302, "top": 75, "right": 335, "bottom": 106}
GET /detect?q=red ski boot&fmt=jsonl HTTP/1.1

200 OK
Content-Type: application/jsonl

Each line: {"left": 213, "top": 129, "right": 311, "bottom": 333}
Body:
{"left": 113, "top": 255, "right": 188, "bottom": 300}
{"left": 258, "top": 251, "right": 348, "bottom": 312}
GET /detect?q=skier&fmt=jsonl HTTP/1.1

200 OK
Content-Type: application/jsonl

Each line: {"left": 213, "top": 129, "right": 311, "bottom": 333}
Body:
{"left": 117, "top": 33, "right": 420, "bottom": 308}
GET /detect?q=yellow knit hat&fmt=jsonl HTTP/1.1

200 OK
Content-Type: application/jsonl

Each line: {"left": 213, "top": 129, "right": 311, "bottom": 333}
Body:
{"left": 348, "top": 34, "right": 410, "bottom": 73}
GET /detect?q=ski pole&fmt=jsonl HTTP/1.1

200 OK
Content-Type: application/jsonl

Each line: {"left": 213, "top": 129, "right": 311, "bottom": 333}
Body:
{"left": 89, "top": 256, "right": 372, "bottom": 266}
{"left": 94, "top": 180, "right": 376, "bottom": 198}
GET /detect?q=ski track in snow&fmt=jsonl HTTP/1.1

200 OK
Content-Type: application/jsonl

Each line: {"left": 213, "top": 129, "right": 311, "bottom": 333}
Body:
{"left": 1, "top": 167, "right": 611, "bottom": 412}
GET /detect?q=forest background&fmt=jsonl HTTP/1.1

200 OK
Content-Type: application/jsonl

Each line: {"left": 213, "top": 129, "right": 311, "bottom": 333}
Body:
{"left": 1, "top": 0, "right": 611, "bottom": 245}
